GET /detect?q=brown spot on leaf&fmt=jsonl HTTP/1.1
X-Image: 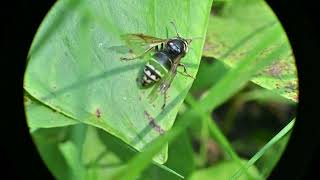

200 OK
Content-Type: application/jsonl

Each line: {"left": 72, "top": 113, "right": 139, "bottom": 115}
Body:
{"left": 284, "top": 81, "right": 297, "bottom": 93}
{"left": 144, "top": 111, "right": 165, "bottom": 134}
{"left": 95, "top": 108, "right": 102, "bottom": 118}
{"left": 264, "top": 61, "right": 289, "bottom": 77}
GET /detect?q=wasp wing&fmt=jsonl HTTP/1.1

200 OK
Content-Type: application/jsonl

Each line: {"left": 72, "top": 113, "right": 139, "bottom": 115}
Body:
{"left": 121, "top": 33, "right": 168, "bottom": 56}
{"left": 147, "top": 61, "right": 179, "bottom": 105}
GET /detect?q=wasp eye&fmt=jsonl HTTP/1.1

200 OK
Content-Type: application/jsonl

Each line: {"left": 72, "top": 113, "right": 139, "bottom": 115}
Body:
{"left": 169, "top": 42, "right": 181, "bottom": 53}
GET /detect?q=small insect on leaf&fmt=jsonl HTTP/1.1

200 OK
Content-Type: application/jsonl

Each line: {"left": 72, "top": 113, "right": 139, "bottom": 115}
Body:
{"left": 120, "top": 22, "right": 199, "bottom": 110}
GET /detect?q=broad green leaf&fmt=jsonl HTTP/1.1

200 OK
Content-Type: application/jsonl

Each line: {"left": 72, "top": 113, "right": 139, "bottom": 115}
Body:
{"left": 24, "top": 94, "right": 79, "bottom": 132}
{"left": 189, "top": 159, "right": 260, "bottom": 180}
{"left": 24, "top": 0, "right": 211, "bottom": 164}
{"left": 204, "top": 0, "right": 298, "bottom": 102}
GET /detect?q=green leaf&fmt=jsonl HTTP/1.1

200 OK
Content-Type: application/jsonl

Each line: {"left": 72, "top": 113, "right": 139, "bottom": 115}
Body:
{"left": 189, "top": 159, "right": 260, "bottom": 180}
{"left": 59, "top": 141, "right": 87, "bottom": 180}
{"left": 255, "top": 128, "right": 292, "bottom": 178}
{"left": 190, "top": 57, "right": 229, "bottom": 93}
{"left": 163, "top": 132, "right": 196, "bottom": 178}
{"left": 95, "top": 125, "right": 184, "bottom": 179}
{"left": 24, "top": 0, "right": 211, "bottom": 164}
{"left": 31, "top": 127, "right": 72, "bottom": 180}
{"left": 204, "top": 0, "right": 298, "bottom": 102}
{"left": 24, "top": 94, "right": 79, "bottom": 132}
{"left": 33, "top": 123, "right": 184, "bottom": 180}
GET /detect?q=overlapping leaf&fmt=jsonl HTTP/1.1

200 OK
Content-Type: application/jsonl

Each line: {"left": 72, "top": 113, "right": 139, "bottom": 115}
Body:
{"left": 204, "top": 0, "right": 298, "bottom": 102}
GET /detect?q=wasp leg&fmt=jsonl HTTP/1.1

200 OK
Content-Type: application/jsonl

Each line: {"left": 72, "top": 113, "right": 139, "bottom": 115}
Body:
{"left": 162, "top": 89, "right": 170, "bottom": 110}
{"left": 159, "top": 83, "right": 170, "bottom": 110}
{"left": 120, "top": 46, "right": 154, "bottom": 61}
{"left": 177, "top": 63, "right": 196, "bottom": 79}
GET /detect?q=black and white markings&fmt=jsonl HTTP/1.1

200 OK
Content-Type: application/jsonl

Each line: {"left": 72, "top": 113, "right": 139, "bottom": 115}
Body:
{"left": 183, "top": 40, "right": 188, "bottom": 53}
{"left": 142, "top": 63, "right": 163, "bottom": 86}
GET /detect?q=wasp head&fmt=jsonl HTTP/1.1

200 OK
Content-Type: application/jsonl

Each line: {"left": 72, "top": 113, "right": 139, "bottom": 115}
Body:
{"left": 166, "top": 38, "right": 190, "bottom": 58}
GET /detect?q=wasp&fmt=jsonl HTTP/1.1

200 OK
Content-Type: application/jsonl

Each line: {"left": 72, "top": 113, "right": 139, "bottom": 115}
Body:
{"left": 120, "top": 22, "right": 199, "bottom": 109}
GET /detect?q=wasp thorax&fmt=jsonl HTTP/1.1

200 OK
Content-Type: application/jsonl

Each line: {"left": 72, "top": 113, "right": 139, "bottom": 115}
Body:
{"left": 166, "top": 38, "right": 189, "bottom": 56}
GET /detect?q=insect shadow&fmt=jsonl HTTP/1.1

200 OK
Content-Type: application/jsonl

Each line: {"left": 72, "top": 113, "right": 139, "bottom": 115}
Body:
{"left": 39, "top": 62, "right": 143, "bottom": 101}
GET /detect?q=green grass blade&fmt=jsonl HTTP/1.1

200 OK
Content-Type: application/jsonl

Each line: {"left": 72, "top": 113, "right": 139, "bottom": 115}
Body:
{"left": 185, "top": 95, "right": 262, "bottom": 180}
{"left": 111, "top": 106, "right": 196, "bottom": 180}
{"left": 230, "top": 119, "right": 295, "bottom": 179}
{"left": 176, "top": 22, "right": 289, "bottom": 179}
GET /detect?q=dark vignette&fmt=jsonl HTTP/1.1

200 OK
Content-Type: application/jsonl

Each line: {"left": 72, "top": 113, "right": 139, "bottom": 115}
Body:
{"left": 1, "top": 0, "right": 319, "bottom": 179}
{"left": 2, "top": 0, "right": 55, "bottom": 179}
{"left": 266, "top": 0, "right": 319, "bottom": 179}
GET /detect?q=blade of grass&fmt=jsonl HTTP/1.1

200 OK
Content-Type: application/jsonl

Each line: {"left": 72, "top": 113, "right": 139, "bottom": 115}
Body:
{"left": 230, "top": 119, "right": 295, "bottom": 179}
{"left": 177, "top": 24, "right": 289, "bottom": 179}
{"left": 180, "top": 27, "right": 289, "bottom": 138}
{"left": 198, "top": 111, "right": 209, "bottom": 166}
{"left": 185, "top": 95, "right": 262, "bottom": 180}
{"left": 59, "top": 141, "right": 86, "bottom": 180}
{"left": 111, "top": 106, "right": 195, "bottom": 180}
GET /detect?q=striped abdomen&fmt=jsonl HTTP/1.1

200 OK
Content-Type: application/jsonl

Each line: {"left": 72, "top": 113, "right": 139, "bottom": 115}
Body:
{"left": 142, "top": 51, "right": 172, "bottom": 86}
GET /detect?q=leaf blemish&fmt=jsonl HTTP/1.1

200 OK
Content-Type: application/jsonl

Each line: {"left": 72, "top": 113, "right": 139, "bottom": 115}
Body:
{"left": 95, "top": 108, "right": 102, "bottom": 118}
{"left": 284, "top": 81, "right": 297, "bottom": 93}
{"left": 264, "top": 61, "right": 289, "bottom": 77}
{"left": 144, "top": 111, "right": 165, "bottom": 134}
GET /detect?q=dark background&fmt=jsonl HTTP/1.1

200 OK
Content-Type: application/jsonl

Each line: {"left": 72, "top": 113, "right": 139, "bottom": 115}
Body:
{"left": 1, "top": 0, "right": 318, "bottom": 179}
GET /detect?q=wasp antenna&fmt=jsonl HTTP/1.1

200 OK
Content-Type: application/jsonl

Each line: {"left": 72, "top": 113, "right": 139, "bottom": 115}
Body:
{"left": 191, "top": 36, "right": 203, "bottom": 40}
{"left": 170, "top": 21, "right": 180, "bottom": 37}
{"left": 165, "top": 27, "right": 169, "bottom": 39}
{"left": 185, "top": 36, "right": 203, "bottom": 44}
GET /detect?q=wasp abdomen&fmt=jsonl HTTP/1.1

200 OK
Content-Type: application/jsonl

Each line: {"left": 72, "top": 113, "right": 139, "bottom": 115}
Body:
{"left": 142, "top": 64, "right": 161, "bottom": 86}
{"left": 142, "top": 52, "right": 170, "bottom": 86}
